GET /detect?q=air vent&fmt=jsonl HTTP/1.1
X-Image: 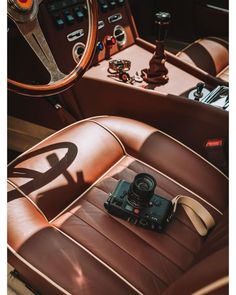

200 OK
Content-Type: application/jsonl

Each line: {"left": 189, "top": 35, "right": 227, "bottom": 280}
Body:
{"left": 113, "top": 25, "right": 127, "bottom": 47}
{"left": 72, "top": 42, "right": 85, "bottom": 63}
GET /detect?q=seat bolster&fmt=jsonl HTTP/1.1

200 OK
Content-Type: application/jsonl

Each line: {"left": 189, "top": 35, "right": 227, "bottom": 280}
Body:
{"left": 8, "top": 249, "right": 66, "bottom": 295}
{"left": 162, "top": 247, "right": 228, "bottom": 295}
{"left": 177, "top": 37, "right": 228, "bottom": 76}
{"left": 8, "top": 120, "right": 124, "bottom": 220}
{"left": 8, "top": 183, "right": 64, "bottom": 294}
{"left": 8, "top": 183, "right": 49, "bottom": 251}
{"left": 93, "top": 116, "right": 228, "bottom": 214}
{"left": 8, "top": 181, "right": 138, "bottom": 295}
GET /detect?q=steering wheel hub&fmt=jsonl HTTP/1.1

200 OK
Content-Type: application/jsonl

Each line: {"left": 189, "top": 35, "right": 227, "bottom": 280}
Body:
{"left": 8, "top": 0, "right": 38, "bottom": 23}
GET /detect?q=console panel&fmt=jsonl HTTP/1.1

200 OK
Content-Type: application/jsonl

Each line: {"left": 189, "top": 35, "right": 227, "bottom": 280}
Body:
{"left": 39, "top": 0, "right": 136, "bottom": 74}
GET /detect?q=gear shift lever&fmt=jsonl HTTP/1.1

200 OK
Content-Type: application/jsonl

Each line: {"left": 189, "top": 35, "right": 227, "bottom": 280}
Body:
{"left": 142, "top": 12, "right": 171, "bottom": 86}
{"left": 155, "top": 12, "right": 171, "bottom": 41}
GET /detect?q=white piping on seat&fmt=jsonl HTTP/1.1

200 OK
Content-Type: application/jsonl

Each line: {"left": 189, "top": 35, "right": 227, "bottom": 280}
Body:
{"left": 131, "top": 156, "right": 223, "bottom": 215}
{"left": 154, "top": 128, "right": 228, "bottom": 180}
{"left": 7, "top": 116, "right": 226, "bottom": 294}
{"left": 8, "top": 116, "right": 225, "bottom": 221}
{"left": 8, "top": 227, "right": 143, "bottom": 295}
{"left": 7, "top": 115, "right": 109, "bottom": 167}
{"left": 8, "top": 245, "right": 71, "bottom": 295}
{"left": 91, "top": 118, "right": 228, "bottom": 180}
{"left": 52, "top": 226, "right": 143, "bottom": 295}
{"left": 89, "top": 119, "right": 127, "bottom": 154}
{"left": 49, "top": 155, "right": 127, "bottom": 223}
{"left": 8, "top": 115, "right": 228, "bottom": 179}
{"left": 90, "top": 119, "right": 225, "bottom": 215}
{"left": 7, "top": 179, "right": 48, "bottom": 221}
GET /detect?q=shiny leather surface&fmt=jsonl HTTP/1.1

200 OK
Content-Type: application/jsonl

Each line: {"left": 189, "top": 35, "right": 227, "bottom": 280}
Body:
{"left": 217, "top": 66, "right": 229, "bottom": 82}
{"left": 82, "top": 44, "right": 202, "bottom": 95}
{"left": 8, "top": 121, "right": 124, "bottom": 220}
{"left": 8, "top": 116, "right": 228, "bottom": 294}
{"left": 177, "top": 37, "right": 229, "bottom": 81}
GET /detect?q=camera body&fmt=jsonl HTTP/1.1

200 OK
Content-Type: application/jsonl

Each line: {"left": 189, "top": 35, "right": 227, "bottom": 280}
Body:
{"left": 104, "top": 174, "right": 173, "bottom": 231}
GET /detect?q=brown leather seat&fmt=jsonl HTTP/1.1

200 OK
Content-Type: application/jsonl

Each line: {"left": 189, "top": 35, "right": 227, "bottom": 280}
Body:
{"left": 8, "top": 116, "right": 228, "bottom": 294}
{"left": 177, "top": 37, "right": 229, "bottom": 82}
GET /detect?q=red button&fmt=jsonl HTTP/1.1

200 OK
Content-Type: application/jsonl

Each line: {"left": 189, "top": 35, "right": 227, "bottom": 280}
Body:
{"left": 105, "top": 36, "right": 117, "bottom": 48}
{"left": 19, "top": 0, "right": 28, "bottom": 3}
{"left": 134, "top": 208, "right": 140, "bottom": 215}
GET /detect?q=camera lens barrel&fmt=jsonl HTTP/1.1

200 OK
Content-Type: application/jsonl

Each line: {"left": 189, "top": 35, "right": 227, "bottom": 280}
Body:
{"left": 128, "top": 173, "right": 156, "bottom": 207}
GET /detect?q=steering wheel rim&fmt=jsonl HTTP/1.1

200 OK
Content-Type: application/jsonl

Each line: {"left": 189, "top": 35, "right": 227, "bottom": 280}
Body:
{"left": 7, "top": 0, "right": 98, "bottom": 97}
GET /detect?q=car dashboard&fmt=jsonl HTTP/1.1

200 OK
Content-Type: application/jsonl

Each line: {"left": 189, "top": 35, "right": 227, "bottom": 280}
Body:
{"left": 36, "top": 0, "right": 134, "bottom": 73}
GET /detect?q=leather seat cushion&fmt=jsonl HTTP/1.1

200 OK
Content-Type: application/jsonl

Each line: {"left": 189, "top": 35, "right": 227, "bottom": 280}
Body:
{"left": 8, "top": 116, "right": 228, "bottom": 294}
{"left": 52, "top": 155, "right": 221, "bottom": 294}
{"left": 177, "top": 37, "right": 228, "bottom": 81}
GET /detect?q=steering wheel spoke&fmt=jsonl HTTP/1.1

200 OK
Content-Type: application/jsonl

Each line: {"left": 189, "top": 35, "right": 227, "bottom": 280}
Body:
{"left": 8, "top": 0, "right": 98, "bottom": 96}
{"left": 16, "top": 18, "right": 66, "bottom": 83}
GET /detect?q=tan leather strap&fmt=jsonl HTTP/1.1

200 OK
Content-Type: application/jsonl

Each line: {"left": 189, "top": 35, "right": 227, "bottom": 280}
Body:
{"left": 172, "top": 195, "right": 215, "bottom": 236}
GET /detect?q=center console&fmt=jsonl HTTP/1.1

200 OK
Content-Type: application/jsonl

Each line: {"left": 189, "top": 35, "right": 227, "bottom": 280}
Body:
{"left": 38, "top": 0, "right": 228, "bottom": 111}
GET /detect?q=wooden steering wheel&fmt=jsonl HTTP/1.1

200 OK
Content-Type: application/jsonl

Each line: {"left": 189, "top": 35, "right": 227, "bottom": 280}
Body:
{"left": 7, "top": 0, "right": 98, "bottom": 97}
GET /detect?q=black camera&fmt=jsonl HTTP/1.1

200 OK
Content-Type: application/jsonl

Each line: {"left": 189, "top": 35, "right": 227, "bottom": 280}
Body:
{"left": 104, "top": 173, "right": 173, "bottom": 231}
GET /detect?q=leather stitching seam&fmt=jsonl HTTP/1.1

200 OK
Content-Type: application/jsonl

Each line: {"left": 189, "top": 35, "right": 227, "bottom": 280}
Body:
{"left": 7, "top": 244, "right": 70, "bottom": 295}
{"left": 7, "top": 179, "right": 48, "bottom": 222}
{"left": 124, "top": 164, "right": 205, "bottom": 235}
{"left": 61, "top": 209, "right": 169, "bottom": 287}
{"left": 52, "top": 225, "right": 143, "bottom": 295}
{"left": 84, "top": 188, "right": 188, "bottom": 272}
{"left": 89, "top": 119, "right": 225, "bottom": 215}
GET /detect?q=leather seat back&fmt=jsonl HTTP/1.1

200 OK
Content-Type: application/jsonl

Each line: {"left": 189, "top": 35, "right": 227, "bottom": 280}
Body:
{"left": 177, "top": 37, "right": 228, "bottom": 82}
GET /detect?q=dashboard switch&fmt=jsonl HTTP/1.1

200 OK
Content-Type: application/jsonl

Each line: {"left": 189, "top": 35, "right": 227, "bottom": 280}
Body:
{"left": 99, "top": 0, "right": 108, "bottom": 12}
{"left": 105, "top": 35, "right": 116, "bottom": 48}
{"left": 55, "top": 17, "right": 64, "bottom": 29}
{"left": 96, "top": 41, "right": 104, "bottom": 52}
{"left": 109, "top": 0, "right": 116, "bottom": 9}
{"left": 82, "top": 4, "right": 88, "bottom": 16}
{"left": 98, "top": 20, "right": 105, "bottom": 30}
{"left": 74, "top": 7, "right": 84, "bottom": 22}
{"left": 67, "top": 29, "right": 84, "bottom": 42}
{"left": 64, "top": 10, "right": 75, "bottom": 24}
{"left": 65, "top": 14, "right": 75, "bottom": 24}
{"left": 117, "top": 0, "right": 125, "bottom": 5}
{"left": 108, "top": 13, "right": 122, "bottom": 23}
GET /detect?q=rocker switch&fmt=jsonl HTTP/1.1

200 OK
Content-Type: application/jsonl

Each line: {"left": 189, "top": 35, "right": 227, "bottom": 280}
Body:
{"left": 105, "top": 35, "right": 116, "bottom": 48}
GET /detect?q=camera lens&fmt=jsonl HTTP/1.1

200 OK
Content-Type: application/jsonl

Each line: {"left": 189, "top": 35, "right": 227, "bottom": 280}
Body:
{"left": 128, "top": 173, "right": 156, "bottom": 207}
